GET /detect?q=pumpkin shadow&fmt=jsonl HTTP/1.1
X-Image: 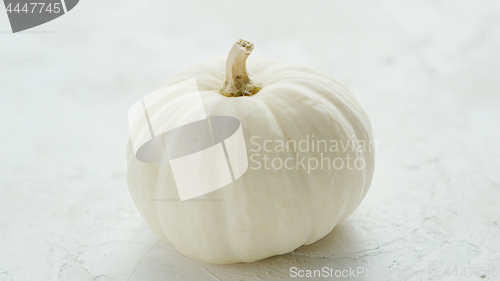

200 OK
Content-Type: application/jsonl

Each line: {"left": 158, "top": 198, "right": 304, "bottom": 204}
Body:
{"left": 134, "top": 220, "right": 368, "bottom": 280}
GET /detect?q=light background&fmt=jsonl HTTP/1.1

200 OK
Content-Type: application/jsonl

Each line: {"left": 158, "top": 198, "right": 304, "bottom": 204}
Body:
{"left": 1, "top": 0, "right": 499, "bottom": 280}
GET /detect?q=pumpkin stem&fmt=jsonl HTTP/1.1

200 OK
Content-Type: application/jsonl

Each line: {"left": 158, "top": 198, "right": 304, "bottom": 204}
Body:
{"left": 220, "top": 39, "right": 261, "bottom": 97}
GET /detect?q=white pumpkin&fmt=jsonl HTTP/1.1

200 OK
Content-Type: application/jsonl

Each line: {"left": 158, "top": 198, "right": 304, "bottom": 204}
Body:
{"left": 127, "top": 39, "right": 375, "bottom": 264}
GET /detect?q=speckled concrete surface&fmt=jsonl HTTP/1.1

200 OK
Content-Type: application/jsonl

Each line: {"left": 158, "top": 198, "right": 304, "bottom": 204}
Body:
{"left": 1, "top": 0, "right": 499, "bottom": 280}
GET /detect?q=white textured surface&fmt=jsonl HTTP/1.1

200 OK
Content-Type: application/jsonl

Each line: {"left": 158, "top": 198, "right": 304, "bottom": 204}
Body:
{"left": 1, "top": 0, "right": 499, "bottom": 280}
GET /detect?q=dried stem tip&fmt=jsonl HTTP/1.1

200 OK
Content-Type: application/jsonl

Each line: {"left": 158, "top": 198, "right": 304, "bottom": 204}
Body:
{"left": 220, "top": 39, "right": 261, "bottom": 97}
